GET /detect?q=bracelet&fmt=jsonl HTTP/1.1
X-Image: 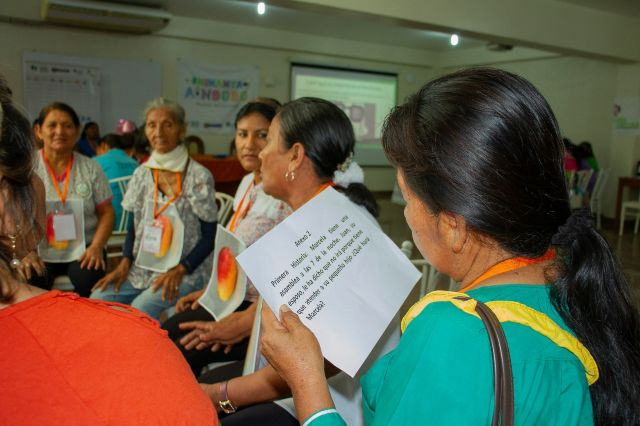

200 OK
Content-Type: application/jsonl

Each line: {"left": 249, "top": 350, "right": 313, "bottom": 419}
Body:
{"left": 218, "top": 380, "right": 237, "bottom": 414}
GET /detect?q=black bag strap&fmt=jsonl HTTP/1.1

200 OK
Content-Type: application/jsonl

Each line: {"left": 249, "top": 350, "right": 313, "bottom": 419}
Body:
{"left": 455, "top": 296, "right": 514, "bottom": 426}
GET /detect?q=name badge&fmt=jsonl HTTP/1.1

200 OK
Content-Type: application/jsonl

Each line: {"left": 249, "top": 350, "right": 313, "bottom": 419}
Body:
{"left": 53, "top": 214, "right": 77, "bottom": 241}
{"left": 141, "top": 224, "right": 163, "bottom": 255}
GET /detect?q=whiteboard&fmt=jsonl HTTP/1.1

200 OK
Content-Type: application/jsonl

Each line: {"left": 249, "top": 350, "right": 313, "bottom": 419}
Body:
{"left": 23, "top": 52, "right": 161, "bottom": 132}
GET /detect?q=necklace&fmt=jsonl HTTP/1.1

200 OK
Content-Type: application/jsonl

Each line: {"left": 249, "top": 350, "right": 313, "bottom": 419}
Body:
{"left": 7, "top": 229, "right": 21, "bottom": 269}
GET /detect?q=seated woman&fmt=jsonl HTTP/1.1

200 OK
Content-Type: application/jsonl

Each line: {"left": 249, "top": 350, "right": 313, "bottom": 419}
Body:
{"left": 91, "top": 98, "right": 217, "bottom": 320}
{"left": 259, "top": 68, "right": 640, "bottom": 425}
{"left": 200, "top": 98, "right": 396, "bottom": 426}
{"left": 162, "top": 101, "right": 291, "bottom": 376}
{"left": 29, "top": 102, "right": 115, "bottom": 297}
{"left": 94, "top": 133, "right": 139, "bottom": 231}
{"left": 0, "top": 75, "right": 217, "bottom": 425}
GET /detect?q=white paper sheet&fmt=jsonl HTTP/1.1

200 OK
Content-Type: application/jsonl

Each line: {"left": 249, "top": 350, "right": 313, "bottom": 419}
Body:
{"left": 237, "top": 187, "right": 420, "bottom": 377}
{"left": 199, "top": 225, "right": 247, "bottom": 320}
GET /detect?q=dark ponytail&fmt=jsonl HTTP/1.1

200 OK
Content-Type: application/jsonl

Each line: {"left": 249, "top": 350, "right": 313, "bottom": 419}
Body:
{"left": 551, "top": 209, "right": 640, "bottom": 425}
{"left": 382, "top": 67, "right": 640, "bottom": 425}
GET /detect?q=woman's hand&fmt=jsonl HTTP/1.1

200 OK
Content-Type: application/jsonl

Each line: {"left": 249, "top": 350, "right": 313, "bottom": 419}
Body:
{"left": 150, "top": 264, "right": 186, "bottom": 302}
{"left": 179, "top": 306, "right": 255, "bottom": 352}
{"left": 260, "top": 305, "right": 326, "bottom": 390}
{"left": 17, "top": 250, "right": 45, "bottom": 281}
{"left": 92, "top": 258, "right": 130, "bottom": 292}
{"left": 260, "top": 305, "right": 336, "bottom": 421}
{"left": 79, "top": 243, "right": 106, "bottom": 270}
{"left": 175, "top": 289, "right": 205, "bottom": 313}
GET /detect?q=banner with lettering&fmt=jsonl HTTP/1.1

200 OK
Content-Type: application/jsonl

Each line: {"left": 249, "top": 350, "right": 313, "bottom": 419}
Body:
{"left": 177, "top": 60, "right": 259, "bottom": 134}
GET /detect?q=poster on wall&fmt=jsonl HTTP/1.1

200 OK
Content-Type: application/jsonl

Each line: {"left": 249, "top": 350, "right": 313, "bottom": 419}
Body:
{"left": 23, "top": 60, "right": 101, "bottom": 125}
{"left": 177, "top": 60, "right": 259, "bottom": 134}
{"left": 613, "top": 96, "right": 640, "bottom": 135}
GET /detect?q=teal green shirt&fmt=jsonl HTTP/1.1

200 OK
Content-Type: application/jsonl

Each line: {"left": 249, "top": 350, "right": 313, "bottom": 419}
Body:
{"left": 305, "top": 285, "right": 593, "bottom": 425}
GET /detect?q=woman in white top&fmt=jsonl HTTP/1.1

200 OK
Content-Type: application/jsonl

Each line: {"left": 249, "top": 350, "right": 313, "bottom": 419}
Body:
{"left": 162, "top": 101, "right": 290, "bottom": 376}
{"left": 91, "top": 98, "right": 218, "bottom": 319}
{"left": 28, "top": 102, "right": 115, "bottom": 297}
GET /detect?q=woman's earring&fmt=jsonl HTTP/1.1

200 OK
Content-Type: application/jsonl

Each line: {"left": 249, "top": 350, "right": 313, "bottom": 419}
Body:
{"left": 284, "top": 170, "right": 296, "bottom": 182}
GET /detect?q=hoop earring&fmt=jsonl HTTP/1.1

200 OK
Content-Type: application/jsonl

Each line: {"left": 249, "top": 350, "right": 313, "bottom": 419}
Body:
{"left": 284, "top": 170, "right": 296, "bottom": 182}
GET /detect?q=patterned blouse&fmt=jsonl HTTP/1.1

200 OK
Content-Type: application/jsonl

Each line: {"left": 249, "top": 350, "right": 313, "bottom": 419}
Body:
{"left": 122, "top": 160, "right": 217, "bottom": 290}
{"left": 35, "top": 150, "right": 113, "bottom": 244}
{"left": 231, "top": 173, "right": 291, "bottom": 301}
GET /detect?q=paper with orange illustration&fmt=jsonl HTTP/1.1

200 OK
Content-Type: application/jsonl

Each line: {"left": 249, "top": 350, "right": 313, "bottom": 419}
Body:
{"left": 135, "top": 201, "right": 184, "bottom": 273}
{"left": 199, "top": 225, "right": 247, "bottom": 320}
{"left": 38, "top": 198, "right": 86, "bottom": 263}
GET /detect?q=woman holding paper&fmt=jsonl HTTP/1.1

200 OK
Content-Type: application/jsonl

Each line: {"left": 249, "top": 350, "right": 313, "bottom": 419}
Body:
{"left": 258, "top": 68, "right": 640, "bottom": 425}
{"left": 201, "top": 98, "right": 395, "bottom": 426}
{"left": 91, "top": 98, "right": 218, "bottom": 319}
{"left": 162, "top": 100, "right": 291, "bottom": 376}
{"left": 0, "top": 76, "right": 217, "bottom": 425}
{"left": 28, "top": 102, "right": 115, "bottom": 297}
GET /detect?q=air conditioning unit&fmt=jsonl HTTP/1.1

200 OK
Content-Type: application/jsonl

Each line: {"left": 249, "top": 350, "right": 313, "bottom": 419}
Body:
{"left": 41, "top": 0, "right": 172, "bottom": 34}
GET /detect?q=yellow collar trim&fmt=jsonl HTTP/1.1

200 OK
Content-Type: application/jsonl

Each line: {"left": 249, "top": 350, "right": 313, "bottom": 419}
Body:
{"left": 401, "top": 290, "right": 599, "bottom": 386}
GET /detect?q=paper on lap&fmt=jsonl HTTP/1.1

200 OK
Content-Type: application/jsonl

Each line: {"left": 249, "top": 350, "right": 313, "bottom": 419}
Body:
{"left": 237, "top": 187, "right": 420, "bottom": 377}
{"left": 199, "top": 225, "right": 247, "bottom": 320}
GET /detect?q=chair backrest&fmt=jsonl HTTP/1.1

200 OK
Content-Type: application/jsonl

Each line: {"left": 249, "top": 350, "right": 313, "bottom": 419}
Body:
{"left": 108, "top": 175, "right": 133, "bottom": 233}
{"left": 590, "top": 168, "right": 609, "bottom": 203}
{"left": 576, "top": 169, "right": 594, "bottom": 195}
{"left": 215, "top": 192, "right": 235, "bottom": 226}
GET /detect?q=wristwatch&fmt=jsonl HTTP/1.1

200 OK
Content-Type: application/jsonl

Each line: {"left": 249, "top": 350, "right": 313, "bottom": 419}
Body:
{"left": 218, "top": 381, "right": 238, "bottom": 414}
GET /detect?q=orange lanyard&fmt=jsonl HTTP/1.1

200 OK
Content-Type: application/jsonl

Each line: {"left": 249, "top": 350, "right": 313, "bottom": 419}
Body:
{"left": 228, "top": 180, "right": 255, "bottom": 232}
{"left": 153, "top": 169, "right": 182, "bottom": 218}
{"left": 314, "top": 181, "right": 335, "bottom": 198}
{"left": 459, "top": 248, "right": 555, "bottom": 293}
{"left": 42, "top": 150, "right": 73, "bottom": 206}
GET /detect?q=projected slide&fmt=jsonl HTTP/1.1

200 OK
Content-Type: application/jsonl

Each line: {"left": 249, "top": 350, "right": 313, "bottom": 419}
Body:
{"left": 291, "top": 64, "right": 398, "bottom": 165}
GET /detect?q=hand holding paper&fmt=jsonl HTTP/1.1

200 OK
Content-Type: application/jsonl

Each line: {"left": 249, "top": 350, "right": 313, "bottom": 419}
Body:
{"left": 237, "top": 188, "right": 420, "bottom": 377}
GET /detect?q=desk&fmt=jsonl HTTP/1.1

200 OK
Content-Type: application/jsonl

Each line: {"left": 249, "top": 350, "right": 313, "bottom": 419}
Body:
{"left": 192, "top": 155, "right": 246, "bottom": 195}
{"left": 615, "top": 177, "right": 640, "bottom": 221}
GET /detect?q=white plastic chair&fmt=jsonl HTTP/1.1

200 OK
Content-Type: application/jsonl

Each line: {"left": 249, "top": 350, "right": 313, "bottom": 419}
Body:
{"left": 589, "top": 168, "right": 609, "bottom": 229}
{"left": 215, "top": 192, "right": 235, "bottom": 227}
{"left": 619, "top": 191, "right": 640, "bottom": 236}
{"left": 106, "top": 175, "right": 133, "bottom": 259}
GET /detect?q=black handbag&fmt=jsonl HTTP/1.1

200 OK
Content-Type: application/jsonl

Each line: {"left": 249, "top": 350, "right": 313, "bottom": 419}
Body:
{"left": 455, "top": 296, "right": 515, "bottom": 426}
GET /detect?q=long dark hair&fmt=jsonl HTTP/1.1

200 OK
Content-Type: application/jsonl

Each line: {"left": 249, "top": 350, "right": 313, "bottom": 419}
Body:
{"left": 278, "top": 97, "right": 378, "bottom": 217}
{"left": 382, "top": 67, "right": 640, "bottom": 425}
{"left": 0, "top": 76, "right": 40, "bottom": 302}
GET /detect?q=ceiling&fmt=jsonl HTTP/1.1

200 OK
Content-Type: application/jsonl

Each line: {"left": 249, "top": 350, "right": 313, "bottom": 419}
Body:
{"left": 112, "top": 0, "right": 640, "bottom": 54}
{"left": 114, "top": 0, "right": 488, "bottom": 51}
{"left": 556, "top": 0, "right": 640, "bottom": 18}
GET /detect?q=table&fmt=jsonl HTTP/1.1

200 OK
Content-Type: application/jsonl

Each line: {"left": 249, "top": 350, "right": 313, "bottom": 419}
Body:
{"left": 192, "top": 155, "right": 246, "bottom": 195}
{"left": 615, "top": 177, "right": 640, "bottom": 221}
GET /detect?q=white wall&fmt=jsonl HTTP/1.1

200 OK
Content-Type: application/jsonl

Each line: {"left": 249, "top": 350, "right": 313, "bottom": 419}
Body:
{"left": 442, "top": 56, "right": 620, "bottom": 216}
{"left": 0, "top": 19, "right": 438, "bottom": 190}
{"left": 0, "top": 17, "right": 633, "bottom": 205}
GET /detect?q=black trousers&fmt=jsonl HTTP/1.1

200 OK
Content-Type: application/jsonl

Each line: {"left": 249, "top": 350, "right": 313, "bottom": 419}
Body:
{"left": 33, "top": 260, "right": 105, "bottom": 298}
{"left": 161, "top": 302, "right": 251, "bottom": 377}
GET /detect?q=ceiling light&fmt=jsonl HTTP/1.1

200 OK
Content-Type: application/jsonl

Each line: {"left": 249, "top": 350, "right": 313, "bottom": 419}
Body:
{"left": 257, "top": 2, "right": 266, "bottom": 15}
{"left": 450, "top": 34, "right": 459, "bottom": 46}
